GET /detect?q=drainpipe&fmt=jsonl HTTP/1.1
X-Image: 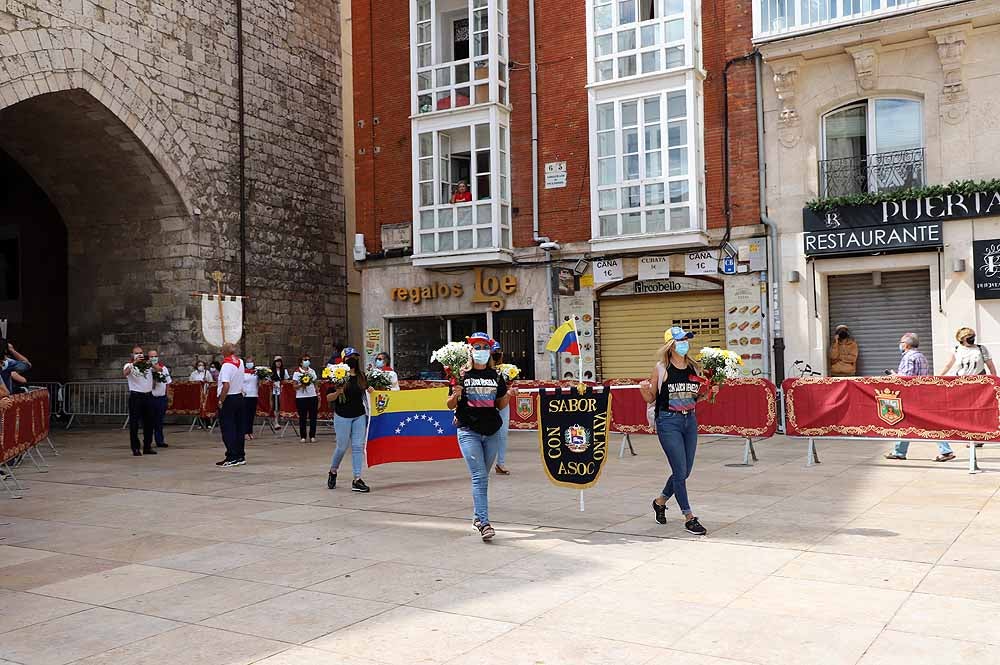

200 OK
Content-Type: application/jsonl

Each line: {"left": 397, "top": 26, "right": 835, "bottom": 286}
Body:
{"left": 236, "top": 0, "right": 247, "bottom": 299}
{"left": 528, "top": 0, "right": 556, "bottom": 378}
{"left": 756, "top": 52, "right": 785, "bottom": 385}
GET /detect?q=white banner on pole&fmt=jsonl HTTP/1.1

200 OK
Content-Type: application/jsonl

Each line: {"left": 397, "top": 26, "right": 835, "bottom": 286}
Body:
{"left": 201, "top": 295, "right": 243, "bottom": 347}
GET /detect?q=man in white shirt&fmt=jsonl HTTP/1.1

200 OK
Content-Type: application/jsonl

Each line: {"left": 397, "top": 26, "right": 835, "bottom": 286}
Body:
{"left": 123, "top": 345, "right": 156, "bottom": 457}
{"left": 217, "top": 342, "right": 246, "bottom": 467}
{"left": 149, "top": 349, "right": 172, "bottom": 449}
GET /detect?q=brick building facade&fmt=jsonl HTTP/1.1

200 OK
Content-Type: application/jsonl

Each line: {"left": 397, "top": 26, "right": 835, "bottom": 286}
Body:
{"left": 0, "top": 0, "right": 347, "bottom": 380}
{"left": 353, "top": 0, "right": 767, "bottom": 381}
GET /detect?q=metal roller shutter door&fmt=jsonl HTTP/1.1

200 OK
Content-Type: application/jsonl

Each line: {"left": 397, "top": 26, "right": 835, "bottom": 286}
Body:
{"left": 827, "top": 269, "right": 932, "bottom": 376}
{"left": 599, "top": 291, "right": 726, "bottom": 379}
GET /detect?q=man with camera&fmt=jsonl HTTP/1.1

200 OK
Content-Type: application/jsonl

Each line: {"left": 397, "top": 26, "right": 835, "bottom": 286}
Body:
{"left": 123, "top": 345, "right": 156, "bottom": 457}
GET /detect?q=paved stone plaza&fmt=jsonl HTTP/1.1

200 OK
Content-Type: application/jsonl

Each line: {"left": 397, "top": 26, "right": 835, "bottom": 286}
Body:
{"left": 0, "top": 426, "right": 997, "bottom": 664}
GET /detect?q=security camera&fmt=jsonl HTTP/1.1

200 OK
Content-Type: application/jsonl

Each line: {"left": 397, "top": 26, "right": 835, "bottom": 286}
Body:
{"left": 539, "top": 241, "right": 561, "bottom": 252}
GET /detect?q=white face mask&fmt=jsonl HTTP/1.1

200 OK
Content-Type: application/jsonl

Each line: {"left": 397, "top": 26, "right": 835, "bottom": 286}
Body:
{"left": 302, "top": 360, "right": 311, "bottom": 368}
{"left": 246, "top": 362, "right": 254, "bottom": 369}
{"left": 149, "top": 356, "right": 159, "bottom": 364}
{"left": 197, "top": 365, "right": 205, "bottom": 371}
{"left": 375, "top": 359, "right": 385, "bottom": 368}
{"left": 472, "top": 349, "right": 491, "bottom": 365}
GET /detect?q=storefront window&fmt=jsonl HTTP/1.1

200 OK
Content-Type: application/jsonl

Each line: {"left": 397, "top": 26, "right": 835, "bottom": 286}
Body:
{"left": 391, "top": 318, "right": 446, "bottom": 380}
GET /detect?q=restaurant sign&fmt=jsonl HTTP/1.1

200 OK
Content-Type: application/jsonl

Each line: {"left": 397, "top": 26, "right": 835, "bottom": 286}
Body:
{"left": 389, "top": 268, "right": 518, "bottom": 310}
{"left": 803, "top": 189, "right": 1000, "bottom": 233}
{"left": 804, "top": 222, "right": 942, "bottom": 257}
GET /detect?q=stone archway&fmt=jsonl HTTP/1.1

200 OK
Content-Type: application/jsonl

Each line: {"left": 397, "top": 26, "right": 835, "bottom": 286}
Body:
{"left": 0, "top": 89, "right": 204, "bottom": 379}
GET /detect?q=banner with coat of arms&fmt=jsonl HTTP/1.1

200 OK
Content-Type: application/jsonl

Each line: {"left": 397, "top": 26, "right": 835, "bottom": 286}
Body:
{"left": 537, "top": 386, "right": 612, "bottom": 489}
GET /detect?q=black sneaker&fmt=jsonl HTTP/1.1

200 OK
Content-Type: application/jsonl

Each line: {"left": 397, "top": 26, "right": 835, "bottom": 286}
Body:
{"left": 132, "top": 449, "right": 142, "bottom": 457}
{"left": 234, "top": 458, "right": 247, "bottom": 466}
{"left": 221, "top": 459, "right": 240, "bottom": 468}
{"left": 156, "top": 443, "right": 169, "bottom": 448}
{"left": 327, "top": 471, "right": 337, "bottom": 489}
{"left": 143, "top": 448, "right": 157, "bottom": 455}
{"left": 352, "top": 478, "right": 370, "bottom": 493}
{"left": 478, "top": 522, "right": 495, "bottom": 541}
{"left": 685, "top": 517, "right": 707, "bottom": 536}
{"left": 215, "top": 459, "right": 229, "bottom": 466}
{"left": 652, "top": 499, "right": 668, "bottom": 525}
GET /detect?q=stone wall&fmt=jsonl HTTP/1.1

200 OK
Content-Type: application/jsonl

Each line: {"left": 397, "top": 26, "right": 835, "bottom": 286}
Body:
{"left": 0, "top": 0, "right": 346, "bottom": 379}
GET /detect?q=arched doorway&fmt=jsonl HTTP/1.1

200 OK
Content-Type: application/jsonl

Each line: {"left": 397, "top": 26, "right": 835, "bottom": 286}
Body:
{"left": 0, "top": 89, "right": 196, "bottom": 380}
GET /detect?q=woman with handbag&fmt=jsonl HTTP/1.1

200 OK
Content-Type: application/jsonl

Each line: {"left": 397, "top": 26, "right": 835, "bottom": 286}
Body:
{"left": 639, "top": 326, "right": 717, "bottom": 536}
{"left": 941, "top": 327, "right": 996, "bottom": 376}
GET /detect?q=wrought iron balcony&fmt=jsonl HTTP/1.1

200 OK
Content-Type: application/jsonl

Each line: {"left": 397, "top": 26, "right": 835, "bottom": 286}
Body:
{"left": 818, "top": 147, "right": 925, "bottom": 199}
{"left": 754, "top": 0, "right": 957, "bottom": 41}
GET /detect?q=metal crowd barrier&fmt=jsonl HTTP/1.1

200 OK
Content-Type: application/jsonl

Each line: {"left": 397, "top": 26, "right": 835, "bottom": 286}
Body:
{"left": 63, "top": 381, "right": 130, "bottom": 429}
{"left": 27, "top": 383, "right": 64, "bottom": 418}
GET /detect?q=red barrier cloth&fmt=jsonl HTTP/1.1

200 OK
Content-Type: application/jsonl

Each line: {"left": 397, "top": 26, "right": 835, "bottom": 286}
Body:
{"left": 167, "top": 381, "right": 204, "bottom": 415}
{"left": 256, "top": 382, "right": 275, "bottom": 417}
{"left": 1, "top": 390, "right": 50, "bottom": 463}
{"left": 783, "top": 375, "right": 1000, "bottom": 441}
{"left": 604, "top": 378, "right": 778, "bottom": 437}
{"left": 508, "top": 381, "right": 560, "bottom": 430}
{"left": 201, "top": 386, "right": 220, "bottom": 419}
{"left": 279, "top": 381, "right": 337, "bottom": 419}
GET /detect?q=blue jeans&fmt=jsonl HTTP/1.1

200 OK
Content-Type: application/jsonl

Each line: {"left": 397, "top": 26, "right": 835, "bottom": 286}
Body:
{"left": 152, "top": 395, "right": 168, "bottom": 445}
{"left": 656, "top": 410, "right": 699, "bottom": 515}
{"left": 496, "top": 404, "right": 510, "bottom": 466}
{"left": 332, "top": 414, "right": 367, "bottom": 477}
{"left": 457, "top": 427, "right": 502, "bottom": 525}
{"left": 893, "top": 440, "right": 953, "bottom": 457}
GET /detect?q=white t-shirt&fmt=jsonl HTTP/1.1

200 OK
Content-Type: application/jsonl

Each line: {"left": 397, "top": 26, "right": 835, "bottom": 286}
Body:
{"left": 292, "top": 368, "right": 318, "bottom": 398}
{"left": 218, "top": 358, "right": 245, "bottom": 397}
{"left": 952, "top": 344, "right": 992, "bottom": 376}
{"left": 151, "top": 365, "right": 172, "bottom": 397}
{"left": 243, "top": 371, "right": 259, "bottom": 398}
{"left": 189, "top": 369, "right": 211, "bottom": 382}
{"left": 124, "top": 362, "right": 154, "bottom": 393}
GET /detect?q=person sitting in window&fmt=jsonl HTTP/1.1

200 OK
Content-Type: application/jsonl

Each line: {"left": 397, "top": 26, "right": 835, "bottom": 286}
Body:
{"left": 451, "top": 181, "right": 472, "bottom": 204}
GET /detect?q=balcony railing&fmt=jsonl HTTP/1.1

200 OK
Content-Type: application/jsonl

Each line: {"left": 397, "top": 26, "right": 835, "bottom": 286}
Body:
{"left": 819, "top": 147, "right": 925, "bottom": 199}
{"left": 754, "top": 0, "right": 956, "bottom": 40}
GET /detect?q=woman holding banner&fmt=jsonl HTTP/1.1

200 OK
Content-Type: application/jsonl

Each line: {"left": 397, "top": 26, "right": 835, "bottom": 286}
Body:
{"left": 447, "top": 332, "right": 512, "bottom": 542}
{"left": 639, "top": 326, "right": 715, "bottom": 536}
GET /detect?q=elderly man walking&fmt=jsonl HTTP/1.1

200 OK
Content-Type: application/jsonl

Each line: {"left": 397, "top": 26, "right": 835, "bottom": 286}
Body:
{"left": 216, "top": 342, "right": 247, "bottom": 468}
{"left": 885, "top": 332, "right": 955, "bottom": 462}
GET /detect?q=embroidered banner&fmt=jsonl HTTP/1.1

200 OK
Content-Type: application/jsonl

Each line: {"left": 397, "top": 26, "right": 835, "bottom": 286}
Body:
{"left": 1, "top": 390, "right": 50, "bottom": 463}
{"left": 783, "top": 376, "right": 1000, "bottom": 441}
{"left": 538, "top": 386, "right": 612, "bottom": 489}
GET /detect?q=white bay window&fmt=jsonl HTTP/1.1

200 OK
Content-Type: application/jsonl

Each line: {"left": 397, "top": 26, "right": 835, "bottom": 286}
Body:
{"left": 591, "top": 0, "right": 694, "bottom": 83}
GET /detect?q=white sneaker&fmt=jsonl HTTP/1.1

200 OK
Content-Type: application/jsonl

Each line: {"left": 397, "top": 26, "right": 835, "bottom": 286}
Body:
{"left": 300, "top": 438, "right": 306, "bottom": 443}
{"left": 310, "top": 437, "right": 317, "bottom": 443}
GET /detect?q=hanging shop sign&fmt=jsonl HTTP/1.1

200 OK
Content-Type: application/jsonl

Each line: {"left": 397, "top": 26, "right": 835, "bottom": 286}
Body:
{"left": 592, "top": 258, "right": 624, "bottom": 284}
{"left": 538, "top": 386, "right": 612, "bottom": 489}
{"left": 601, "top": 276, "right": 720, "bottom": 298}
{"left": 803, "top": 189, "right": 1000, "bottom": 232}
{"left": 638, "top": 256, "right": 671, "bottom": 281}
{"left": 803, "top": 222, "right": 943, "bottom": 257}
{"left": 388, "top": 268, "right": 517, "bottom": 309}
{"left": 973, "top": 239, "right": 1000, "bottom": 300}
{"left": 685, "top": 250, "right": 718, "bottom": 275}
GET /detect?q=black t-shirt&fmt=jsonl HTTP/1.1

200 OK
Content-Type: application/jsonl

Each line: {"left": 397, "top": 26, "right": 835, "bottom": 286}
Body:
{"left": 333, "top": 377, "right": 367, "bottom": 418}
{"left": 655, "top": 362, "right": 701, "bottom": 415}
{"left": 453, "top": 367, "right": 508, "bottom": 435}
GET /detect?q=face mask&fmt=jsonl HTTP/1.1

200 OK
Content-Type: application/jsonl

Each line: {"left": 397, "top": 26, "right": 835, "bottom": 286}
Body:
{"left": 967, "top": 336, "right": 976, "bottom": 345}
{"left": 197, "top": 365, "right": 205, "bottom": 371}
{"left": 149, "top": 357, "right": 158, "bottom": 364}
{"left": 246, "top": 362, "right": 254, "bottom": 369}
{"left": 899, "top": 344, "right": 907, "bottom": 353}
{"left": 472, "top": 350, "right": 491, "bottom": 365}
{"left": 375, "top": 359, "right": 385, "bottom": 368}
{"left": 675, "top": 342, "right": 690, "bottom": 356}
{"left": 302, "top": 360, "right": 311, "bottom": 368}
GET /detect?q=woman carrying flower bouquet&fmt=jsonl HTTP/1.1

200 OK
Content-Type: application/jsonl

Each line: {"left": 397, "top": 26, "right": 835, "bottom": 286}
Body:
{"left": 373, "top": 352, "right": 400, "bottom": 390}
{"left": 445, "top": 332, "right": 511, "bottom": 542}
{"left": 292, "top": 354, "right": 319, "bottom": 442}
{"left": 326, "top": 355, "right": 371, "bottom": 493}
{"left": 638, "top": 326, "right": 717, "bottom": 536}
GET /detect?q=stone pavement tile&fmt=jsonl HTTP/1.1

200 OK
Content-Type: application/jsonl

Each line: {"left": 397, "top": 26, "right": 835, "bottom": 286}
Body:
{"left": 108, "top": 576, "right": 291, "bottom": 623}
{"left": 730, "top": 576, "right": 909, "bottom": 626}
{"left": 306, "top": 606, "right": 516, "bottom": 664}
{"left": 308, "top": 561, "right": 470, "bottom": 605}
{"left": 680, "top": 606, "right": 882, "bottom": 665}
{"left": 709, "top": 519, "right": 836, "bottom": 549}
{"left": 0, "top": 606, "right": 179, "bottom": 665}
{"left": 66, "top": 533, "right": 220, "bottom": 564}
{"left": 526, "top": 588, "right": 717, "bottom": 649}
{"left": 0, "top": 545, "right": 56, "bottom": 569}
{"left": 442, "top": 626, "right": 663, "bottom": 665}
{"left": 860, "top": 502, "right": 980, "bottom": 524}
{"left": 0, "top": 589, "right": 90, "bottom": 634}
{"left": 839, "top": 515, "right": 970, "bottom": 542}
{"left": 889, "top": 592, "right": 1000, "bottom": 645}
{"left": 201, "top": 589, "right": 393, "bottom": 644}
{"left": 597, "top": 562, "right": 768, "bottom": 608}
{"left": 68, "top": 624, "right": 287, "bottom": 665}
{"left": 29, "top": 564, "right": 203, "bottom": 604}
{"left": 248, "top": 504, "right": 356, "bottom": 524}
{"left": 411, "top": 574, "right": 586, "bottom": 623}
{"left": 220, "top": 550, "right": 376, "bottom": 588}
{"left": 239, "top": 519, "right": 385, "bottom": 549}
{"left": 254, "top": 488, "right": 406, "bottom": 510}
{"left": 857, "top": 630, "right": 1000, "bottom": 665}
{"left": 396, "top": 533, "right": 539, "bottom": 574}
{"left": 651, "top": 539, "right": 801, "bottom": 575}
{"left": 916, "top": 565, "right": 1000, "bottom": 602}
{"left": 0, "top": 554, "right": 125, "bottom": 591}
{"left": 252, "top": 646, "right": 393, "bottom": 665}
{"left": 810, "top": 532, "right": 952, "bottom": 563}
{"left": 176, "top": 518, "right": 293, "bottom": 542}
{"left": 939, "top": 528, "right": 1000, "bottom": 570}
{"left": 143, "top": 541, "right": 289, "bottom": 574}
{"left": 310, "top": 526, "right": 464, "bottom": 562}
{"left": 775, "top": 551, "right": 931, "bottom": 591}
{"left": 489, "top": 547, "right": 644, "bottom": 588}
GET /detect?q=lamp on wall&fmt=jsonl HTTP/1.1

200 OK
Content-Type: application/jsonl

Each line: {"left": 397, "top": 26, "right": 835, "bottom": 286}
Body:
{"left": 572, "top": 258, "right": 590, "bottom": 276}
{"left": 786, "top": 270, "right": 801, "bottom": 283}
{"left": 953, "top": 259, "right": 967, "bottom": 273}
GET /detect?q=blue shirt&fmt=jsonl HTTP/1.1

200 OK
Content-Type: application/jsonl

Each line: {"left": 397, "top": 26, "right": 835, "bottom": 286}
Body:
{"left": 898, "top": 349, "right": 930, "bottom": 377}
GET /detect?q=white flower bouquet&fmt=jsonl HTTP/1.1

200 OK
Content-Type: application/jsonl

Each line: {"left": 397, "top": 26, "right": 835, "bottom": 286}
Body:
{"left": 694, "top": 347, "right": 744, "bottom": 403}
{"left": 366, "top": 367, "right": 393, "bottom": 390}
{"left": 496, "top": 363, "right": 520, "bottom": 383}
{"left": 431, "top": 342, "right": 472, "bottom": 381}
{"left": 254, "top": 367, "right": 273, "bottom": 381}
{"left": 322, "top": 363, "right": 352, "bottom": 402}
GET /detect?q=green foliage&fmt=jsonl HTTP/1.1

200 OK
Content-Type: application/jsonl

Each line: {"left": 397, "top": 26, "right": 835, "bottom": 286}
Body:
{"left": 806, "top": 179, "right": 1000, "bottom": 214}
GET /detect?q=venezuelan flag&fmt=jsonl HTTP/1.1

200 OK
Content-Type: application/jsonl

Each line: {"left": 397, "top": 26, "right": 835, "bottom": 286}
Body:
{"left": 366, "top": 387, "right": 460, "bottom": 466}
{"left": 545, "top": 320, "right": 580, "bottom": 355}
